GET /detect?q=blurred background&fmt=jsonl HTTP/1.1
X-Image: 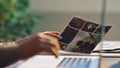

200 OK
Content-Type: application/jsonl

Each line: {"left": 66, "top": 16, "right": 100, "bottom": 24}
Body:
{"left": 0, "top": 0, "right": 120, "bottom": 41}
{"left": 30, "top": 0, "right": 120, "bottom": 41}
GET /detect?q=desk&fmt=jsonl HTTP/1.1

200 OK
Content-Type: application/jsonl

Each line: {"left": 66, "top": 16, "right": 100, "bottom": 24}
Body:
{"left": 6, "top": 53, "right": 120, "bottom": 68}
{"left": 101, "top": 57, "right": 120, "bottom": 68}
{"left": 6, "top": 41, "right": 120, "bottom": 68}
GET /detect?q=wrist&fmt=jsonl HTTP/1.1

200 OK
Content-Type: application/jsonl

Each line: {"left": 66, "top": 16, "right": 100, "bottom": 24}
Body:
{"left": 16, "top": 37, "right": 41, "bottom": 59}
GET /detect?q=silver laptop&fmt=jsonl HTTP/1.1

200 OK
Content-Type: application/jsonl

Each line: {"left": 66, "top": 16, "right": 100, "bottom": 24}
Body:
{"left": 12, "top": 54, "right": 100, "bottom": 68}
{"left": 57, "top": 55, "right": 100, "bottom": 68}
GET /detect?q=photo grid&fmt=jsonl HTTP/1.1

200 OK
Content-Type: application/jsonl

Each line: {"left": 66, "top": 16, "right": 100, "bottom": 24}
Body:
{"left": 59, "top": 17, "right": 112, "bottom": 53}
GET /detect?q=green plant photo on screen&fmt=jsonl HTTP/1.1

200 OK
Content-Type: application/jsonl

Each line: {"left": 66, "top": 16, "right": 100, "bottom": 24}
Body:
{"left": 0, "top": 0, "right": 40, "bottom": 42}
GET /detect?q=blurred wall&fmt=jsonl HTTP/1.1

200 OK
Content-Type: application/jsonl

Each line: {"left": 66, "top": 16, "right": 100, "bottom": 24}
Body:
{"left": 30, "top": 0, "right": 120, "bottom": 41}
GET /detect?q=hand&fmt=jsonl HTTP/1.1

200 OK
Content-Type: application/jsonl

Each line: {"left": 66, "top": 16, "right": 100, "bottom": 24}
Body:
{"left": 36, "top": 31, "right": 61, "bottom": 57}
{"left": 16, "top": 31, "right": 61, "bottom": 59}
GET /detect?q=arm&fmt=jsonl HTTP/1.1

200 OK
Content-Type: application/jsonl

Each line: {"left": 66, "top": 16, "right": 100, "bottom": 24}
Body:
{"left": 0, "top": 42, "right": 21, "bottom": 67}
{"left": 0, "top": 31, "right": 61, "bottom": 67}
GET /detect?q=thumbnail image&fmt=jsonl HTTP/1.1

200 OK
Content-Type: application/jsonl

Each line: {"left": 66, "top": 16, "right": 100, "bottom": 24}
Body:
{"left": 81, "top": 21, "right": 99, "bottom": 33}
{"left": 60, "top": 26, "right": 79, "bottom": 44}
{"left": 104, "top": 26, "right": 112, "bottom": 33}
{"left": 66, "top": 31, "right": 101, "bottom": 53}
{"left": 69, "top": 17, "right": 86, "bottom": 29}
{"left": 94, "top": 25, "right": 112, "bottom": 34}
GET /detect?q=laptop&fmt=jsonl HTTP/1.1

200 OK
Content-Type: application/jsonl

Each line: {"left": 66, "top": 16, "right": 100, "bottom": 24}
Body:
{"left": 12, "top": 54, "right": 100, "bottom": 68}
{"left": 57, "top": 55, "right": 100, "bottom": 68}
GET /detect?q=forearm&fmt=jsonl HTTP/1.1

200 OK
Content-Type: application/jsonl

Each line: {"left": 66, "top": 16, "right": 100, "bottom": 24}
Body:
{"left": 0, "top": 41, "right": 36, "bottom": 67}
{"left": 0, "top": 42, "right": 21, "bottom": 67}
{"left": 0, "top": 41, "right": 38, "bottom": 67}
{"left": 0, "top": 32, "right": 61, "bottom": 67}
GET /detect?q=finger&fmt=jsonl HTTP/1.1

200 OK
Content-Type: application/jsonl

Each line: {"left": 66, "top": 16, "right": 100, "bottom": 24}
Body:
{"left": 46, "top": 41, "right": 60, "bottom": 58}
{"left": 38, "top": 40, "right": 60, "bottom": 52}
{"left": 40, "top": 46, "right": 60, "bottom": 58}
{"left": 47, "top": 40, "right": 60, "bottom": 51}
{"left": 59, "top": 42, "right": 64, "bottom": 48}
{"left": 44, "top": 31, "right": 60, "bottom": 35}
{"left": 39, "top": 42, "right": 60, "bottom": 58}
{"left": 51, "top": 31, "right": 60, "bottom": 35}
{"left": 45, "top": 33, "right": 62, "bottom": 40}
{"left": 54, "top": 42, "right": 61, "bottom": 51}
{"left": 50, "top": 47, "right": 60, "bottom": 58}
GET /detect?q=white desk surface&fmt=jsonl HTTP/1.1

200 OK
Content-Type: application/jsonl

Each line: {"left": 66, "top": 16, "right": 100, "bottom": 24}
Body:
{"left": 6, "top": 53, "right": 120, "bottom": 68}
{"left": 6, "top": 41, "right": 120, "bottom": 68}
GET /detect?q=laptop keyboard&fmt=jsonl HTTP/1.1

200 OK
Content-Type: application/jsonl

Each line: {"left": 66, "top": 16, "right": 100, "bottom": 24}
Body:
{"left": 57, "top": 57, "right": 91, "bottom": 68}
